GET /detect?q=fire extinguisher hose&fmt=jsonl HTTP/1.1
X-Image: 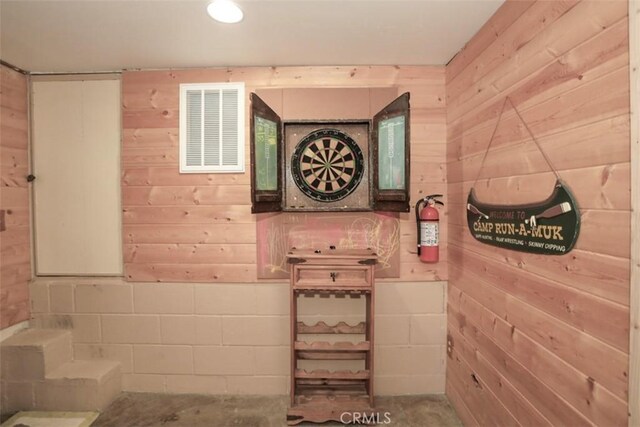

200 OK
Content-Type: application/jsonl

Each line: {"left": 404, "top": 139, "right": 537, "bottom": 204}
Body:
{"left": 415, "top": 198, "right": 426, "bottom": 256}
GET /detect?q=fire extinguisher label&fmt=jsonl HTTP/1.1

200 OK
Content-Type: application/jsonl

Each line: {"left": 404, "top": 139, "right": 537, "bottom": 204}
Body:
{"left": 420, "top": 222, "right": 439, "bottom": 246}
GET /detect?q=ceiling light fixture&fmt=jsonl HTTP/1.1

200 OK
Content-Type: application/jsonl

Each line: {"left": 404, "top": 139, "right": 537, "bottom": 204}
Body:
{"left": 207, "top": 0, "right": 244, "bottom": 24}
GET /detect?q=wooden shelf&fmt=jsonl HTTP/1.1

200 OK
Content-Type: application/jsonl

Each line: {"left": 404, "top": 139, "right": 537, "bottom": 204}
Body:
{"left": 287, "top": 248, "right": 376, "bottom": 425}
{"left": 295, "top": 383, "right": 369, "bottom": 397}
{"left": 293, "top": 285, "right": 371, "bottom": 293}
{"left": 297, "top": 321, "right": 366, "bottom": 334}
{"left": 294, "top": 341, "right": 370, "bottom": 352}
{"left": 288, "top": 394, "right": 376, "bottom": 426}
{"left": 295, "top": 369, "right": 370, "bottom": 380}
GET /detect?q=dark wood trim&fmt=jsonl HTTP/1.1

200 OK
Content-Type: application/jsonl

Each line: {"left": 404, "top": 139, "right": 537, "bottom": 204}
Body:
{"left": 371, "top": 92, "right": 411, "bottom": 212}
{"left": 250, "top": 92, "right": 283, "bottom": 213}
{"left": 0, "top": 60, "right": 28, "bottom": 75}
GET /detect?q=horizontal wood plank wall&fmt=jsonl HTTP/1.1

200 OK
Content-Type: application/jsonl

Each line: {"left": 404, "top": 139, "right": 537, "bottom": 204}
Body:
{"left": 445, "top": 0, "right": 630, "bottom": 425}
{"left": 0, "top": 64, "right": 31, "bottom": 329}
{"left": 121, "top": 66, "right": 447, "bottom": 283}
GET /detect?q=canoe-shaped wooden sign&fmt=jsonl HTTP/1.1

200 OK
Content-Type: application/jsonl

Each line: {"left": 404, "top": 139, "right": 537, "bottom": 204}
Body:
{"left": 466, "top": 181, "right": 580, "bottom": 255}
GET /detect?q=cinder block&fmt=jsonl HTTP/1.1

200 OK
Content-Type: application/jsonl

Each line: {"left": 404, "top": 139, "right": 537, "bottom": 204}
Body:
{"left": 1, "top": 329, "right": 72, "bottom": 381}
{"left": 253, "top": 346, "right": 289, "bottom": 376}
{"left": 376, "top": 282, "right": 445, "bottom": 314}
{"left": 134, "top": 283, "right": 194, "bottom": 314}
{"left": 194, "top": 284, "right": 255, "bottom": 314}
{"left": 222, "top": 316, "right": 289, "bottom": 346}
{"left": 160, "top": 316, "right": 196, "bottom": 344}
{"left": 133, "top": 345, "right": 193, "bottom": 374}
{"left": 29, "top": 283, "right": 49, "bottom": 313}
{"left": 195, "top": 316, "right": 222, "bottom": 345}
{"left": 0, "top": 381, "right": 35, "bottom": 414}
{"left": 410, "top": 314, "right": 446, "bottom": 345}
{"left": 226, "top": 376, "right": 287, "bottom": 395}
{"left": 375, "top": 315, "right": 411, "bottom": 345}
{"left": 75, "top": 283, "right": 133, "bottom": 314}
{"left": 375, "top": 345, "right": 444, "bottom": 376}
{"left": 194, "top": 346, "right": 254, "bottom": 375}
{"left": 375, "top": 374, "right": 446, "bottom": 395}
{"left": 33, "top": 314, "right": 101, "bottom": 343}
{"left": 74, "top": 343, "right": 134, "bottom": 373}
{"left": 35, "top": 360, "right": 121, "bottom": 411}
{"left": 253, "top": 283, "right": 289, "bottom": 315}
{"left": 102, "top": 315, "right": 160, "bottom": 344}
{"left": 165, "top": 375, "right": 227, "bottom": 394}
{"left": 121, "top": 373, "right": 165, "bottom": 392}
{"left": 50, "top": 284, "right": 74, "bottom": 313}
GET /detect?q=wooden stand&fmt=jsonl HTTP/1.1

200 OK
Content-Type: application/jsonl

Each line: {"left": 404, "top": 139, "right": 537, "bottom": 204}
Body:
{"left": 286, "top": 248, "right": 377, "bottom": 425}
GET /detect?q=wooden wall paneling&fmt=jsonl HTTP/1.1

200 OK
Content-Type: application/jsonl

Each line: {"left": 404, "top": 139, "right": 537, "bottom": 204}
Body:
{"left": 448, "top": 257, "right": 628, "bottom": 401}
{"left": 123, "top": 224, "right": 256, "bottom": 244}
{"left": 446, "top": 1, "right": 631, "bottom": 425}
{"left": 122, "top": 66, "right": 448, "bottom": 283}
{"left": 447, "top": 290, "right": 591, "bottom": 427}
{"left": 451, "top": 14, "right": 628, "bottom": 147}
{"left": 448, "top": 223, "right": 629, "bottom": 306}
{"left": 125, "top": 263, "right": 257, "bottom": 282}
{"left": 122, "top": 166, "right": 250, "bottom": 186}
{"left": 448, "top": 0, "right": 627, "bottom": 122}
{"left": 0, "top": 64, "right": 31, "bottom": 329}
{"left": 449, "top": 242, "right": 629, "bottom": 351}
{"left": 448, "top": 112, "right": 629, "bottom": 183}
{"left": 448, "top": 67, "right": 630, "bottom": 177}
{"left": 629, "top": 1, "right": 639, "bottom": 425}
{"left": 447, "top": 326, "right": 551, "bottom": 427}
{"left": 446, "top": 338, "right": 519, "bottom": 427}
{"left": 447, "top": 163, "right": 631, "bottom": 211}
{"left": 122, "top": 206, "right": 254, "bottom": 224}
{"left": 445, "top": 380, "right": 480, "bottom": 427}
{"left": 446, "top": 0, "right": 536, "bottom": 82}
{"left": 123, "top": 243, "right": 257, "bottom": 264}
{"left": 449, "top": 282, "right": 627, "bottom": 427}
{"left": 122, "top": 185, "right": 252, "bottom": 206}
{"left": 447, "top": 0, "right": 579, "bottom": 105}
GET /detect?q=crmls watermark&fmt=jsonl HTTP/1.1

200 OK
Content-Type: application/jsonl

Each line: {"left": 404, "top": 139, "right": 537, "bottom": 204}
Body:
{"left": 339, "top": 411, "right": 392, "bottom": 424}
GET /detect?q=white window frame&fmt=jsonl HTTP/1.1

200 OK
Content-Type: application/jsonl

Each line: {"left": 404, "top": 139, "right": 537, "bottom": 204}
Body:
{"left": 179, "top": 82, "right": 245, "bottom": 173}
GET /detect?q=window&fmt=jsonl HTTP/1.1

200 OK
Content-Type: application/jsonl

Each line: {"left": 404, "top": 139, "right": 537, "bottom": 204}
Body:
{"left": 179, "top": 82, "right": 245, "bottom": 173}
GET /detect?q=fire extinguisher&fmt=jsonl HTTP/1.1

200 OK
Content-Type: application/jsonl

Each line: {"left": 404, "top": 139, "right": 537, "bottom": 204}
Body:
{"left": 415, "top": 194, "right": 444, "bottom": 263}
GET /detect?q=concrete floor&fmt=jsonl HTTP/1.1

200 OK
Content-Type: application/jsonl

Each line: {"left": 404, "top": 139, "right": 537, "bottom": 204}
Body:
{"left": 92, "top": 393, "right": 463, "bottom": 426}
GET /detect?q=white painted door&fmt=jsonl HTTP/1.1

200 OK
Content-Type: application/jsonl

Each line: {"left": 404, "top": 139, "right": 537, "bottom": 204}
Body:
{"left": 31, "top": 78, "right": 122, "bottom": 275}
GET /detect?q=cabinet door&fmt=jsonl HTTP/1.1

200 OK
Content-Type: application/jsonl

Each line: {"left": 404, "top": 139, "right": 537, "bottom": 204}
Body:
{"left": 250, "top": 93, "right": 283, "bottom": 213}
{"left": 32, "top": 79, "right": 122, "bottom": 274}
{"left": 371, "top": 92, "right": 410, "bottom": 212}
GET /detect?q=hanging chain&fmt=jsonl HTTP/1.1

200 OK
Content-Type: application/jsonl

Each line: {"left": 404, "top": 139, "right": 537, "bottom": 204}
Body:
{"left": 472, "top": 96, "right": 561, "bottom": 190}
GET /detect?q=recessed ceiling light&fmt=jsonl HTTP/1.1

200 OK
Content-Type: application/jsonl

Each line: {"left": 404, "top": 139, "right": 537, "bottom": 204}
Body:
{"left": 207, "top": 0, "right": 244, "bottom": 24}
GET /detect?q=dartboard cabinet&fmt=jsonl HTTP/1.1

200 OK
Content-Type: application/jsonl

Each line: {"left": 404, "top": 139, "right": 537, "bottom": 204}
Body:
{"left": 250, "top": 92, "right": 411, "bottom": 213}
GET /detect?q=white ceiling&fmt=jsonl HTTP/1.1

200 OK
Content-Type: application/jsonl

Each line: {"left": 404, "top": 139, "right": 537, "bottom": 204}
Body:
{"left": 0, "top": 0, "right": 504, "bottom": 73}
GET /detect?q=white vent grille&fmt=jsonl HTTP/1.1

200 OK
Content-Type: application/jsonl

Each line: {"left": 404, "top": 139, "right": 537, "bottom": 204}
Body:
{"left": 203, "top": 90, "right": 220, "bottom": 166}
{"left": 222, "top": 89, "right": 239, "bottom": 166}
{"left": 179, "top": 83, "right": 244, "bottom": 173}
{"left": 185, "top": 91, "right": 202, "bottom": 167}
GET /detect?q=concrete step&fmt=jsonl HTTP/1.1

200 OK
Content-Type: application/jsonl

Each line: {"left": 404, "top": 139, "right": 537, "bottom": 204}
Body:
{"left": 0, "top": 329, "right": 72, "bottom": 381}
{"left": 35, "top": 360, "right": 122, "bottom": 411}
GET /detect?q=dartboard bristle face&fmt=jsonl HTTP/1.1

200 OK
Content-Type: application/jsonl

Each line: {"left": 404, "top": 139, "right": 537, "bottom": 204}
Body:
{"left": 291, "top": 128, "right": 365, "bottom": 203}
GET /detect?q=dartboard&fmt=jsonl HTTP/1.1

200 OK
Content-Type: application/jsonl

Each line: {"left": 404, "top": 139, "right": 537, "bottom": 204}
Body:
{"left": 291, "top": 128, "right": 365, "bottom": 202}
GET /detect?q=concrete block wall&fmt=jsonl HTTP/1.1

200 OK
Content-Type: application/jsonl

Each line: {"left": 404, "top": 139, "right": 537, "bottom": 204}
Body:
{"left": 30, "top": 278, "right": 446, "bottom": 395}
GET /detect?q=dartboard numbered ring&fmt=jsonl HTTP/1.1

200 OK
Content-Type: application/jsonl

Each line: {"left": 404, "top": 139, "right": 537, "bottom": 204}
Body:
{"left": 291, "top": 128, "right": 365, "bottom": 203}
